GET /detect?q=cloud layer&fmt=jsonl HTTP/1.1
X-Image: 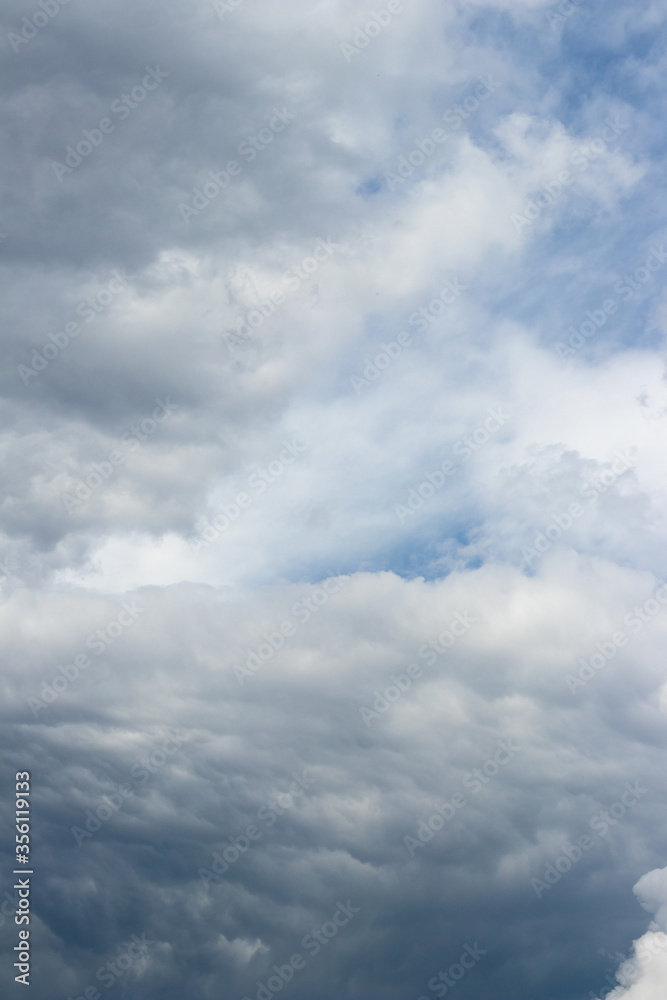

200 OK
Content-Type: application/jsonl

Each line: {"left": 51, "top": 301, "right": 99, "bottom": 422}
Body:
{"left": 1, "top": 1, "right": 667, "bottom": 998}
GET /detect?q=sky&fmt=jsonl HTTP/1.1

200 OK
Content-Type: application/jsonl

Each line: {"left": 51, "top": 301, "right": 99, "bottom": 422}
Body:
{"left": 1, "top": 0, "right": 667, "bottom": 998}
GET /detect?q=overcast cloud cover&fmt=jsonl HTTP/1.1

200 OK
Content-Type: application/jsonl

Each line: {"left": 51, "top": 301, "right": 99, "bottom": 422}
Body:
{"left": 1, "top": 0, "right": 667, "bottom": 998}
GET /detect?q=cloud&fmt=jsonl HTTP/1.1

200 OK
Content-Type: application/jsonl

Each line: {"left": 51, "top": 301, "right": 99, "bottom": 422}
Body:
{"left": 3, "top": 554, "right": 667, "bottom": 997}
{"left": 2, "top": 0, "right": 667, "bottom": 998}
{"left": 592, "top": 867, "right": 667, "bottom": 1000}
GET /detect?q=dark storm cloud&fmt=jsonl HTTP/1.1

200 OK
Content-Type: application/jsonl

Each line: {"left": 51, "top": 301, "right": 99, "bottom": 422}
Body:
{"left": 2, "top": 563, "right": 667, "bottom": 998}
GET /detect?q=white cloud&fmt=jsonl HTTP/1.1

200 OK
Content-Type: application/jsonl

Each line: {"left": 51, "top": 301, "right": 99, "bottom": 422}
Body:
{"left": 596, "top": 868, "right": 667, "bottom": 999}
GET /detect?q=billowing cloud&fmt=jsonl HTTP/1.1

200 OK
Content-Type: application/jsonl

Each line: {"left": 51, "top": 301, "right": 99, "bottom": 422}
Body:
{"left": 592, "top": 867, "right": 667, "bottom": 1000}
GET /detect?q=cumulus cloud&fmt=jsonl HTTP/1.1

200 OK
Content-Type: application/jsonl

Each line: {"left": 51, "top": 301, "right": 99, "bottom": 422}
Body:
{"left": 593, "top": 867, "right": 667, "bottom": 1000}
